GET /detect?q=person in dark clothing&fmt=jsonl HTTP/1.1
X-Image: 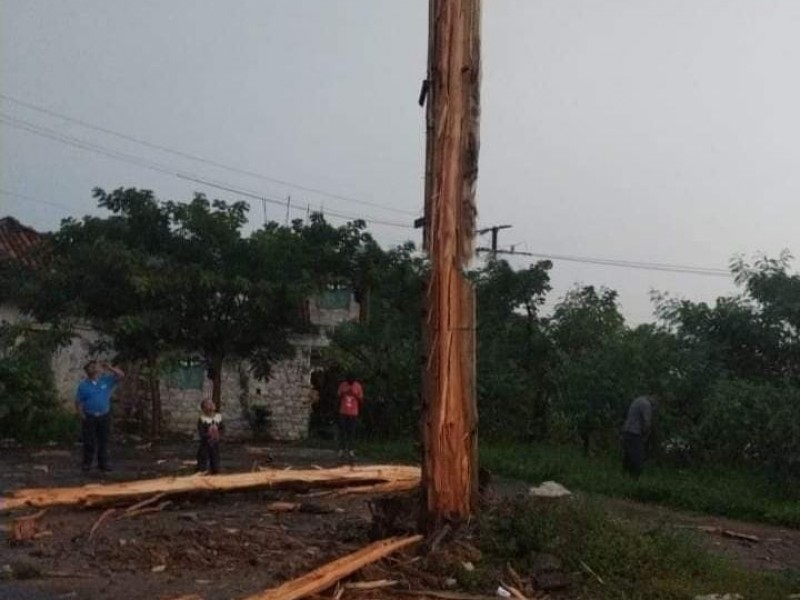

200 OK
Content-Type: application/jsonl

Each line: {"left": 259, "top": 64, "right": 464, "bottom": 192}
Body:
{"left": 197, "top": 399, "right": 224, "bottom": 474}
{"left": 622, "top": 395, "right": 654, "bottom": 479}
{"left": 75, "top": 360, "right": 124, "bottom": 472}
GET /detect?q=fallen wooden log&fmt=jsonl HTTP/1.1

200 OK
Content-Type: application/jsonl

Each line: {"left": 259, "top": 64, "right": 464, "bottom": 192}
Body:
{"left": 1, "top": 465, "right": 421, "bottom": 512}
{"left": 242, "top": 534, "right": 423, "bottom": 600}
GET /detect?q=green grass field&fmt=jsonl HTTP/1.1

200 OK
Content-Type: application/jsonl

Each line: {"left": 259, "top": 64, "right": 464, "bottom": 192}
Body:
{"left": 361, "top": 439, "right": 800, "bottom": 529}
{"left": 475, "top": 495, "right": 799, "bottom": 599}
{"left": 360, "top": 439, "right": 800, "bottom": 598}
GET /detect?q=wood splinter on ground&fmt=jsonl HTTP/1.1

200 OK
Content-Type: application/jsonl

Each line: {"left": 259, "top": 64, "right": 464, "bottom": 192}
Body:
{"left": 11, "top": 508, "right": 48, "bottom": 542}
{"left": 696, "top": 526, "right": 761, "bottom": 543}
{"left": 87, "top": 508, "right": 116, "bottom": 541}
{"left": 1, "top": 464, "right": 421, "bottom": 512}
{"left": 242, "top": 534, "right": 422, "bottom": 600}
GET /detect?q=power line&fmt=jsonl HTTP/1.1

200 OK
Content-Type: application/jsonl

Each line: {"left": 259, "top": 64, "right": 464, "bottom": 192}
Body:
{"left": 177, "top": 175, "right": 415, "bottom": 228}
{"left": 1, "top": 93, "right": 418, "bottom": 217}
{"left": 3, "top": 182, "right": 730, "bottom": 276}
{"left": 0, "top": 188, "right": 77, "bottom": 212}
{"left": 477, "top": 247, "right": 731, "bottom": 278}
{"left": 1, "top": 114, "right": 416, "bottom": 230}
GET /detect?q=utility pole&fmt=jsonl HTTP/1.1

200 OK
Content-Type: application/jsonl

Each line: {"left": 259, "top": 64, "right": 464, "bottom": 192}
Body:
{"left": 420, "top": 0, "right": 482, "bottom": 529}
{"left": 477, "top": 224, "right": 512, "bottom": 257}
{"left": 285, "top": 195, "right": 292, "bottom": 226}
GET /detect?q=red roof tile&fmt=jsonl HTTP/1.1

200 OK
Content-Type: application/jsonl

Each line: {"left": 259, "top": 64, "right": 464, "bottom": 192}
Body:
{"left": 0, "top": 217, "right": 44, "bottom": 268}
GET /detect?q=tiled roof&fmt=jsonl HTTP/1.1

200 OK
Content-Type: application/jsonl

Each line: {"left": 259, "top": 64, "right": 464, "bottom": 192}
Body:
{"left": 0, "top": 217, "right": 44, "bottom": 268}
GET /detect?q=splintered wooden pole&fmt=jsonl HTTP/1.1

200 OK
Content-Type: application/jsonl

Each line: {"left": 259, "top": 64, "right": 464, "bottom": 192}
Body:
{"left": 1, "top": 465, "right": 421, "bottom": 512}
{"left": 421, "top": 0, "right": 481, "bottom": 529}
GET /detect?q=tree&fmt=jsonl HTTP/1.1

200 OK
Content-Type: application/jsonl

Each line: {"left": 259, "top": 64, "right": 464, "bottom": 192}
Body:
{"left": 326, "top": 242, "right": 426, "bottom": 437}
{"left": 731, "top": 251, "right": 800, "bottom": 379}
{"left": 17, "top": 188, "right": 324, "bottom": 428}
{"left": 473, "top": 259, "right": 552, "bottom": 439}
{"left": 158, "top": 193, "right": 314, "bottom": 409}
{"left": 548, "top": 286, "right": 627, "bottom": 454}
{"left": 17, "top": 188, "right": 181, "bottom": 436}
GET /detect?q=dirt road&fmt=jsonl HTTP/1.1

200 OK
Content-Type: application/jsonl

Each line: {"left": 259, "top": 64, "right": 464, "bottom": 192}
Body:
{"left": 1, "top": 442, "right": 798, "bottom": 600}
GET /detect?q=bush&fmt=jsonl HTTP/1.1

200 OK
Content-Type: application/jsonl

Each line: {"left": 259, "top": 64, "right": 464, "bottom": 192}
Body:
{"left": 0, "top": 323, "right": 69, "bottom": 443}
{"left": 479, "top": 495, "right": 799, "bottom": 599}
{"left": 696, "top": 379, "right": 800, "bottom": 476}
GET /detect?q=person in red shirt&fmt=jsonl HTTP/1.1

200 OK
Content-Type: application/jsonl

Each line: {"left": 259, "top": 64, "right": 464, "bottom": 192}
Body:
{"left": 337, "top": 374, "right": 364, "bottom": 458}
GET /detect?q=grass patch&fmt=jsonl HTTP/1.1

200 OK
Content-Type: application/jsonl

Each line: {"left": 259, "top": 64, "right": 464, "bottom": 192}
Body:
{"left": 360, "top": 440, "right": 800, "bottom": 529}
{"left": 478, "top": 496, "right": 799, "bottom": 599}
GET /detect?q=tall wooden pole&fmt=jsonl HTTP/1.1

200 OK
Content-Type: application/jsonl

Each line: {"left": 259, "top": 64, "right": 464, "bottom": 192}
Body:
{"left": 421, "top": 0, "right": 481, "bottom": 529}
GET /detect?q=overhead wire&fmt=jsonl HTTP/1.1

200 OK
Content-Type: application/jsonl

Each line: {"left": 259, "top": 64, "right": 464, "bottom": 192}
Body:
{"left": 478, "top": 247, "right": 731, "bottom": 278}
{"left": 0, "top": 100, "right": 735, "bottom": 276}
{"left": 0, "top": 113, "right": 416, "bottom": 230}
{"left": 0, "top": 188, "right": 78, "bottom": 212}
{"left": 0, "top": 93, "right": 418, "bottom": 217}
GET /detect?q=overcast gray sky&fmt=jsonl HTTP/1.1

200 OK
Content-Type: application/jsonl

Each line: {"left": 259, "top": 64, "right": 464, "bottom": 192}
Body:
{"left": 3, "top": 1, "right": 799, "bottom": 323}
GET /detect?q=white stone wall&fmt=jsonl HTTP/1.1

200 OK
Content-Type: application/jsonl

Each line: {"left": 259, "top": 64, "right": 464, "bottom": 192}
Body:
{"left": 160, "top": 364, "right": 250, "bottom": 439}
{"left": 2, "top": 299, "right": 348, "bottom": 441}
{"left": 255, "top": 348, "right": 318, "bottom": 441}
{"left": 51, "top": 327, "right": 107, "bottom": 404}
{"left": 159, "top": 351, "right": 318, "bottom": 442}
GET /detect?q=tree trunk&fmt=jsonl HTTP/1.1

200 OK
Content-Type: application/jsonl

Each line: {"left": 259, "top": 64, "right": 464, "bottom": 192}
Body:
{"left": 210, "top": 355, "right": 223, "bottom": 410}
{"left": 147, "top": 355, "right": 161, "bottom": 440}
{"left": 358, "top": 285, "right": 371, "bottom": 324}
{"left": 420, "top": 0, "right": 482, "bottom": 530}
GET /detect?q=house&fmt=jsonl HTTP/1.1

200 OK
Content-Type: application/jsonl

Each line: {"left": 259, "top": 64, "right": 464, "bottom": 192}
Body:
{"left": 158, "top": 293, "right": 359, "bottom": 441}
{"left": 0, "top": 217, "right": 42, "bottom": 323}
{"left": 0, "top": 216, "right": 359, "bottom": 441}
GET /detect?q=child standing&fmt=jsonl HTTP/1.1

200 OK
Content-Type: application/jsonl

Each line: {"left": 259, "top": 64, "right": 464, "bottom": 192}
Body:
{"left": 197, "top": 399, "right": 224, "bottom": 474}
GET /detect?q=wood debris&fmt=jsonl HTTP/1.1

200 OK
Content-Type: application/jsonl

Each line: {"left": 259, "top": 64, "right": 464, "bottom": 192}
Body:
{"left": 394, "top": 591, "right": 499, "bottom": 600}
{"left": 265, "top": 501, "right": 334, "bottom": 515}
{"left": 241, "top": 534, "right": 423, "bottom": 600}
{"left": 11, "top": 508, "right": 48, "bottom": 542}
{"left": 1, "top": 464, "right": 421, "bottom": 511}
{"left": 124, "top": 492, "right": 167, "bottom": 514}
{"left": 579, "top": 559, "right": 604, "bottom": 584}
{"left": 696, "top": 526, "right": 761, "bottom": 543}
{"left": 343, "top": 578, "right": 399, "bottom": 591}
{"left": 500, "top": 583, "right": 531, "bottom": 600}
{"left": 121, "top": 500, "right": 172, "bottom": 519}
{"left": 87, "top": 508, "right": 116, "bottom": 541}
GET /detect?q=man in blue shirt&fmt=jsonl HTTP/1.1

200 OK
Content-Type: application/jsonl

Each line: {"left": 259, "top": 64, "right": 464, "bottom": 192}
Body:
{"left": 75, "top": 360, "right": 124, "bottom": 472}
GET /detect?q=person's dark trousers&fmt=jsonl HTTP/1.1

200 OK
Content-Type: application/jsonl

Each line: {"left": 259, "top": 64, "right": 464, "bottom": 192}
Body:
{"left": 197, "top": 440, "right": 221, "bottom": 474}
{"left": 338, "top": 415, "right": 358, "bottom": 452}
{"left": 622, "top": 432, "right": 644, "bottom": 479}
{"left": 82, "top": 413, "right": 111, "bottom": 470}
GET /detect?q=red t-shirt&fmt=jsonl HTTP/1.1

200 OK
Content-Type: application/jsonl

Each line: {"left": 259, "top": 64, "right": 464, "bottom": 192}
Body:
{"left": 338, "top": 381, "right": 364, "bottom": 417}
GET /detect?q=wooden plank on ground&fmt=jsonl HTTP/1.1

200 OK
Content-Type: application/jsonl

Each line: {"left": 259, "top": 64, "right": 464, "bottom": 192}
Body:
{"left": 1, "top": 465, "right": 421, "bottom": 512}
{"left": 242, "top": 535, "right": 423, "bottom": 600}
